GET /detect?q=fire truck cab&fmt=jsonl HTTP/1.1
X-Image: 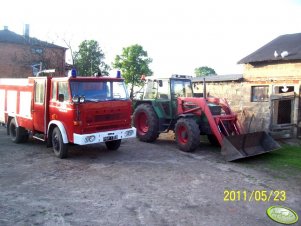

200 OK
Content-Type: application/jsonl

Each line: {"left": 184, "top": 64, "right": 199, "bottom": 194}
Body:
{"left": 0, "top": 74, "right": 136, "bottom": 158}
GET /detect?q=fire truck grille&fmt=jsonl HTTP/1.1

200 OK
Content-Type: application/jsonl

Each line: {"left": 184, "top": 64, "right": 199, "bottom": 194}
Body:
{"left": 92, "top": 113, "right": 124, "bottom": 122}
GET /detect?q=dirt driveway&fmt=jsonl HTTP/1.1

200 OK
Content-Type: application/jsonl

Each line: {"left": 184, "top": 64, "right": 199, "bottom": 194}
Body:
{"left": 0, "top": 126, "right": 300, "bottom": 226}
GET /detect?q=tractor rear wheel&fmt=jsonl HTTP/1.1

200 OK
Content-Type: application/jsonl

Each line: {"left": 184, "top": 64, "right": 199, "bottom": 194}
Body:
{"left": 175, "top": 118, "right": 200, "bottom": 152}
{"left": 133, "top": 104, "right": 159, "bottom": 142}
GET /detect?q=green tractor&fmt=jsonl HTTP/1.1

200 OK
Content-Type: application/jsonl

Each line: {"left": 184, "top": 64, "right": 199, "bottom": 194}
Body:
{"left": 133, "top": 75, "right": 280, "bottom": 161}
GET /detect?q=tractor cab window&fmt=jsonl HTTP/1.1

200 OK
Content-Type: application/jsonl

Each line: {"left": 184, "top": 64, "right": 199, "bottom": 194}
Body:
{"left": 144, "top": 80, "right": 158, "bottom": 99}
{"left": 157, "top": 80, "right": 170, "bottom": 99}
{"left": 171, "top": 79, "right": 193, "bottom": 98}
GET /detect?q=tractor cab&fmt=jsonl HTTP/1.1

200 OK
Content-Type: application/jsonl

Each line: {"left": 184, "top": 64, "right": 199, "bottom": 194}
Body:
{"left": 143, "top": 75, "right": 193, "bottom": 100}
{"left": 140, "top": 75, "right": 194, "bottom": 120}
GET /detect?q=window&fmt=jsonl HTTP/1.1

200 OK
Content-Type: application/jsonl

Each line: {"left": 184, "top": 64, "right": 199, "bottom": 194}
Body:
{"left": 52, "top": 82, "right": 57, "bottom": 100}
{"left": 144, "top": 80, "right": 157, "bottom": 99}
{"left": 171, "top": 79, "right": 193, "bottom": 98}
{"left": 157, "top": 80, "right": 170, "bottom": 99}
{"left": 34, "top": 80, "right": 45, "bottom": 104}
{"left": 58, "top": 82, "right": 70, "bottom": 102}
{"left": 251, "top": 86, "right": 269, "bottom": 102}
{"left": 31, "top": 48, "right": 43, "bottom": 54}
{"left": 70, "top": 81, "right": 129, "bottom": 102}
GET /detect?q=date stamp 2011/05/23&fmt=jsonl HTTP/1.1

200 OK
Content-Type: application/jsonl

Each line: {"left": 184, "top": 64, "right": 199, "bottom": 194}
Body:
{"left": 224, "top": 190, "right": 286, "bottom": 202}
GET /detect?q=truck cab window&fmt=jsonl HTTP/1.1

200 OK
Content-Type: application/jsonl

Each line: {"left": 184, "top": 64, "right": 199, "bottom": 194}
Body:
{"left": 58, "top": 82, "right": 70, "bottom": 102}
{"left": 70, "top": 81, "right": 129, "bottom": 102}
{"left": 52, "top": 82, "right": 57, "bottom": 100}
{"left": 34, "top": 80, "right": 45, "bottom": 104}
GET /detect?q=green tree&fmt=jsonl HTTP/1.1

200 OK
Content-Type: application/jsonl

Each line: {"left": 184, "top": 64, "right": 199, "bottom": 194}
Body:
{"left": 194, "top": 66, "right": 216, "bottom": 77}
{"left": 73, "top": 40, "right": 110, "bottom": 76}
{"left": 113, "top": 44, "right": 152, "bottom": 99}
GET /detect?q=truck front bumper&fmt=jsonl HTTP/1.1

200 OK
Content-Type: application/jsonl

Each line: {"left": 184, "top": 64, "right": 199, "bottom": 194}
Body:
{"left": 73, "top": 127, "right": 136, "bottom": 145}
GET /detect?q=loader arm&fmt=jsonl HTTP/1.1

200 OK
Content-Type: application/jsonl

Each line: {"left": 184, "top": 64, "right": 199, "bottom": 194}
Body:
{"left": 177, "top": 97, "right": 241, "bottom": 145}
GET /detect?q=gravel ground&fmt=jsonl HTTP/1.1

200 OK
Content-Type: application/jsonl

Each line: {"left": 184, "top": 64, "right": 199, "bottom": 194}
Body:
{"left": 0, "top": 126, "right": 300, "bottom": 226}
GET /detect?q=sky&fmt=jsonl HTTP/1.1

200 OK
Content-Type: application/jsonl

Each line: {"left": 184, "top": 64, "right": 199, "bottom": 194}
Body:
{"left": 1, "top": 0, "right": 301, "bottom": 76}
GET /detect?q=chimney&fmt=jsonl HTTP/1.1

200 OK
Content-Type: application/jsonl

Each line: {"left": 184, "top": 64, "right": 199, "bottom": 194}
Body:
{"left": 24, "top": 24, "right": 29, "bottom": 38}
{"left": 4, "top": 26, "right": 8, "bottom": 30}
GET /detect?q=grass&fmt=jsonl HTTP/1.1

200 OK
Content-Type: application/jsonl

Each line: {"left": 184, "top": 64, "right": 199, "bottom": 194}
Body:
{"left": 236, "top": 144, "right": 301, "bottom": 174}
{"left": 262, "top": 145, "right": 301, "bottom": 170}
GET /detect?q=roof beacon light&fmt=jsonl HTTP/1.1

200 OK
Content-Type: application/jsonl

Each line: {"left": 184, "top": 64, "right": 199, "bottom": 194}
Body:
{"left": 71, "top": 68, "right": 77, "bottom": 78}
{"left": 117, "top": 70, "right": 121, "bottom": 78}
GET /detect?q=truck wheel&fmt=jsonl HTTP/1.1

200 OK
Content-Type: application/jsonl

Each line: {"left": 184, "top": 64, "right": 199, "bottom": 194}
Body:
{"left": 207, "top": 134, "right": 220, "bottom": 146}
{"left": 9, "top": 119, "right": 25, "bottom": 143}
{"left": 105, "top": 139, "right": 121, "bottom": 150}
{"left": 52, "top": 127, "right": 68, "bottom": 159}
{"left": 133, "top": 104, "right": 159, "bottom": 142}
{"left": 175, "top": 118, "right": 200, "bottom": 152}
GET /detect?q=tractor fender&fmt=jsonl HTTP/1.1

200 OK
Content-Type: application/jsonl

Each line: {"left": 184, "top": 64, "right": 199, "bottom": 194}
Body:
{"left": 133, "top": 100, "right": 153, "bottom": 109}
{"left": 134, "top": 101, "right": 162, "bottom": 118}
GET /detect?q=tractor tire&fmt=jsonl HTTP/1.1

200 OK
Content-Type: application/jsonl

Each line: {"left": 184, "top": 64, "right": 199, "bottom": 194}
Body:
{"left": 175, "top": 118, "right": 200, "bottom": 152}
{"left": 105, "top": 139, "right": 121, "bottom": 150}
{"left": 9, "top": 119, "right": 27, "bottom": 143}
{"left": 133, "top": 104, "right": 159, "bottom": 142}
{"left": 207, "top": 134, "right": 220, "bottom": 146}
{"left": 52, "top": 127, "right": 68, "bottom": 159}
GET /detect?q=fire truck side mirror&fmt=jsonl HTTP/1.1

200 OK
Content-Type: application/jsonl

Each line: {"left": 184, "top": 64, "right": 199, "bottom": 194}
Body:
{"left": 58, "top": 94, "right": 64, "bottom": 102}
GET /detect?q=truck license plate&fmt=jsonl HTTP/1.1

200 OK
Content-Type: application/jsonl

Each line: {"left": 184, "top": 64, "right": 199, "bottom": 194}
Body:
{"left": 103, "top": 135, "right": 118, "bottom": 142}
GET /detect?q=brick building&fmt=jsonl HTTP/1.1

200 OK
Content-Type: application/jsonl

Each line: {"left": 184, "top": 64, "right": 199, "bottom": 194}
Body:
{"left": 193, "top": 33, "right": 301, "bottom": 139}
{"left": 0, "top": 25, "right": 67, "bottom": 78}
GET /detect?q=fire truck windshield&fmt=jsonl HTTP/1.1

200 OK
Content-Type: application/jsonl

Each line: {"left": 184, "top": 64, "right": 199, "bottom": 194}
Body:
{"left": 70, "top": 81, "right": 129, "bottom": 102}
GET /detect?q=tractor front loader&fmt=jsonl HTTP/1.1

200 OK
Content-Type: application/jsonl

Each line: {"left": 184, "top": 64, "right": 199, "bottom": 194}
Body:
{"left": 133, "top": 75, "right": 280, "bottom": 161}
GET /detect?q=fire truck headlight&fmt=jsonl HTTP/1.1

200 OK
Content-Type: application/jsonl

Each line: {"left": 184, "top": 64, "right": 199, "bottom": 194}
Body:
{"left": 84, "top": 135, "right": 96, "bottom": 143}
{"left": 125, "top": 130, "right": 134, "bottom": 137}
{"left": 79, "top": 96, "right": 85, "bottom": 103}
{"left": 72, "top": 95, "right": 80, "bottom": 103}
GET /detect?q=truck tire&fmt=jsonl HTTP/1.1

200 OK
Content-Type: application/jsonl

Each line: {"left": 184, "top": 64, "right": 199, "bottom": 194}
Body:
{"left": 105, "top": 139, "right": 121, "bottom": 150}
{"left": 175, "top": 118, "right": 200, "bottom": 152}
{"left": 52, "top": 127, "right": 68, "bottom": 159}
{"left": 133, "top": 104, "right": 159, "bottom": 142}
{"left": 9, "top": 119, "right": 26, "bottom": 143}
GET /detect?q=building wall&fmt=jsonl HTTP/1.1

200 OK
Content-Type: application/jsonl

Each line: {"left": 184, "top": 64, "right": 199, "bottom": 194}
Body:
{"left": 243, "top": 61, "right": 301, "bottom": 81}
{"left": 193, "top": 61, "right": 301, "bottom": 138}
{"left": 194, "top": 81, "right": 271, "bottom": 132}
{"left": 0, "top": 43, "right": 65, "bottom": 78}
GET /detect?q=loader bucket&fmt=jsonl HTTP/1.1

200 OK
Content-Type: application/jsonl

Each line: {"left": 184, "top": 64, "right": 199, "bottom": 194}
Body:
{"left": 221, "top": 131, "right": 281, "bottom": 161}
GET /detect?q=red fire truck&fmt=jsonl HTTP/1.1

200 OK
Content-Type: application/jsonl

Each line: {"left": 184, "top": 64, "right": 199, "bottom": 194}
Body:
{"left": 0, "top": 72, "right": 136, "bottom": 158}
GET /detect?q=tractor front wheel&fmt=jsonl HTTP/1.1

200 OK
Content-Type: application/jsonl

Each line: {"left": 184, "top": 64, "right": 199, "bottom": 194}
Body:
{"left": 133, "top": 104, "right": 159, "bottom": 142}
{"left": 175, "top": 118, "right": 200, "bottom": 152}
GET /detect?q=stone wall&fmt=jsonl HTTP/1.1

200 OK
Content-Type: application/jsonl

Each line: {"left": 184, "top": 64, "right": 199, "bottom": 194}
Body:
{"left": 243, "top": 61, "right": 301, "bottom": 81}
{"left": 194, "top": 81, "right": 271, "bottom": 133}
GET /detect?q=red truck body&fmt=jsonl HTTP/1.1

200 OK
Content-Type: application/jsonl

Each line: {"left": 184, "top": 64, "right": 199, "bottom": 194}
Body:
{"left": 0, "top": 75, "right": 136, "bottom": 158}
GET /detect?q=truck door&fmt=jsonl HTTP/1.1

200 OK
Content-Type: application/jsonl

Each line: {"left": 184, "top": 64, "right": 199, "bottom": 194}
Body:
{"left": 33, "top": 78, "right": 47, "bottom": 133}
